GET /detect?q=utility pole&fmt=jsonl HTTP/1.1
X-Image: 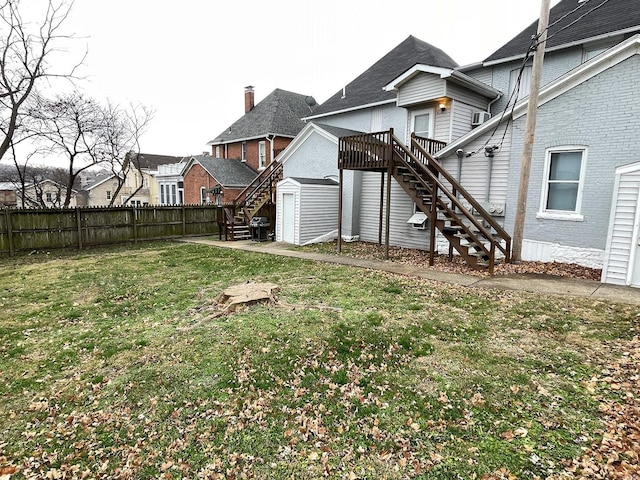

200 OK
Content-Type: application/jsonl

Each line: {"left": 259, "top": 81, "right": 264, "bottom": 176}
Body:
{"left": 512, "top": 0, "right": 551, "bottom": 262}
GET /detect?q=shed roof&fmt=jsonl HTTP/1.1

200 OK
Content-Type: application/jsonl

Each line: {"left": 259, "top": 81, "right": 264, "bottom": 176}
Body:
{"left": 288, "top": 177, "right": 339, "bottom": 186}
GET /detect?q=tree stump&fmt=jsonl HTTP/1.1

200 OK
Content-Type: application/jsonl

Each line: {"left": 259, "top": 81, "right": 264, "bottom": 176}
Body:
{"left": 216, "top": 282, "right": 279, "bottom": 311}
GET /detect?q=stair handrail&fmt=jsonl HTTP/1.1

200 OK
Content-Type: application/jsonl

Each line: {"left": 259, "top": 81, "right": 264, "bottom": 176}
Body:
{"left": 391, "top": 135, "right": 510, "bottom": 261}
{"left": 410, "top": 134, "right": 511, "bottom": 261}
{"left": 234, "top": 161, "right": 283, "bottom": 209}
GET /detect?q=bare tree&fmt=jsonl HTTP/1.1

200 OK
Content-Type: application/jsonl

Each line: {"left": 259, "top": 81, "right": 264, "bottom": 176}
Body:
{"left": 0, "top": 0, "right": 83, "bottom": 162}
{"left": 27, "top": 92, "right": 153, "bottom": 207}
{"left": 101, "top": 102, "right": 153, "bottom": 206}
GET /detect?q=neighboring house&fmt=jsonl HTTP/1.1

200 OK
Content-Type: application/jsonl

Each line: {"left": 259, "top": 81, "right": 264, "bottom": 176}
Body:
{"left": 18, "top": 179, "right": 79, "bottom": 208}
{"left": 156, "top": 160, "right": 187, "bottom": 206}
{"left": 182, "top": 155, "right": 258, "bottom": 205}
{"left": 0, "top": 182, "right": 17, "bottom": 207}
{"left": 208, "top": 86, "right": 317, "bottom": 173}
{"left": 119, "top": 153, "right": 184, "bottom": 206}
{"left": 77, "top": 171, "right": 120, "bottom": 206}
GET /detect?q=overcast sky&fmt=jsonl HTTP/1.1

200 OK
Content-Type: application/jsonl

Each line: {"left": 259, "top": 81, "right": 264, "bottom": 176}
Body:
{"left": 33, "top": 0, "right": 560, "bottom": 157}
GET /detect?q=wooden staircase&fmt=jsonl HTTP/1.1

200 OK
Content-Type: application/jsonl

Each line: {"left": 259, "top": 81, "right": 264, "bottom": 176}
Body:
{"left": 339, "top": 130, "right": 511, "bottom": 273}
{"left": 220, "top": 161, "right": 283, "bottom": 240}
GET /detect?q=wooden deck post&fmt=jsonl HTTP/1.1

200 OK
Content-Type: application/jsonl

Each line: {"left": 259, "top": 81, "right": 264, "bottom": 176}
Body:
{"left": 338, "top": 168, "right": 343, "bottom": 254}
{"left": 384, "top": 128, "right": 394, "bottom": 260}
{"left": 378, "top": 172, "right": 384, "bottom": 246}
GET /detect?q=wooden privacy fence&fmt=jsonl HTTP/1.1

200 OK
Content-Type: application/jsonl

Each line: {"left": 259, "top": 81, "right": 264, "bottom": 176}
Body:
{"left": 0, "top": 205, "right": 221, "bottom": 255}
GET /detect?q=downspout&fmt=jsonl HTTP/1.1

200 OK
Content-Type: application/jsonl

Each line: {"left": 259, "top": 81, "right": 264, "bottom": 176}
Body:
{"left": 486, "top": 92, "right": 503, "bottom": 116}
{"left": 265, "top": 134, "right": 275, "bottom": 167}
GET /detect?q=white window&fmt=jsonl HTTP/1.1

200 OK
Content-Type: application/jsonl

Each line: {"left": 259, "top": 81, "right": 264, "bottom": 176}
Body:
{"left": 46, "top": 192, "right": 53, "bottom": 202}
{"left": 171, "top": 184, "right": 177, "bottom": 204}
{"left": 538, "top": 147, "right": 586, "bottom": 221}
{"left": 509, "top": 65, "right": 532, "bottom": 103}
{"left": 215, "top": 146, "right": 221, "bottom": 158}
{"left": 241, "top": 142, "right": 247, "bottom": 162}
{"left": 200, "top": 186, "right": 208, "bottom": 204}
{"left": 258, "top": 141, "right": 266, "bottom": 169}
{"left": 107, "top": 190, "right": 112, "bottom": 200}
{"left": 411, "top": 108, "right": 434, "bottom": 139}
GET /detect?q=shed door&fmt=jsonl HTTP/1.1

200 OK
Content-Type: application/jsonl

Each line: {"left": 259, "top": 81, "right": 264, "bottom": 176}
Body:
{"left": 282, "top": 193, "right": 295, "bottom": 244}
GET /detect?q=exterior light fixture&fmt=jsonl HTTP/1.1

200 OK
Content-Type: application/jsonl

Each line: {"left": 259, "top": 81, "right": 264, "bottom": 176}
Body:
{"left": 439, "top": 102, "right": 446, "bottom": 112}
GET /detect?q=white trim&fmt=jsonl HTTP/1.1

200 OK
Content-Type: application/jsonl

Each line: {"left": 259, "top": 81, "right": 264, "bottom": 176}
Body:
{"left": 615, "top": 161, "right": 640, "bottom": 175}
{"left": 258, "top": 140, "right": 267, "bottom": 169}
{"left": 384, "top": 65, "right": 501, "bottom": 99}
{"left": 601, "top": 168, "right": 623, "bottom": 282}
{"left": 538, "top": 146, "right": 588, "bottom": 219}
{"left": 302, "top": 99, "right": 396, "bottom": 121}
{"left": 625, "top": 188, "right": 640, "bottom": 286}
{"left": 277, "top": 122, "right": 356, "bottom": 166}
{"left": 410, "top": 107, "right": 435, "bottom": 142}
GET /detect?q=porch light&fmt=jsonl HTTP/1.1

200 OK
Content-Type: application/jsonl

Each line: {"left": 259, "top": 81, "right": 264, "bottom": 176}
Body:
{"left": 439, "top": 102, "right": 446, "bottom": 112}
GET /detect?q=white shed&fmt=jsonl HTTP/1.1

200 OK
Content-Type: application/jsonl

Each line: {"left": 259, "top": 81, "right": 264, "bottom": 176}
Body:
{"left": 603, "top": 161, "right": 640, "bottom": 287}
{"left": 276, "top": 177, "right": 339, "bottom": 245}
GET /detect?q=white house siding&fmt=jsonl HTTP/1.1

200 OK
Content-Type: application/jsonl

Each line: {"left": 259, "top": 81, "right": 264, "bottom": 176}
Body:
{"left": 438, "top": 121, "right": 512, "bottom": 209}
{"left": 603, "top": 167, "right": 640, "bottom": 285}
{"left": 396, "top": 75, "right": 446, "bottom": 107}
{"left": 504, "top": 55, "right": 640, "bottom": 268}
{"left": 298, "top": 183, "right": 339, "bottom": 245}
{"left": 472, "top": 46, "right": 584, "bottom": 115}
{"left": 281, "top": 128, "right": 361, "bottom": 238}
{"left": 359, "top": 172, "right": 431, "bottom": 250}
{"left": 319, "top": 104, "right": 408, "bottom": 140}
{"left": 445, "top": 83, "right": 489, "bottom": 110}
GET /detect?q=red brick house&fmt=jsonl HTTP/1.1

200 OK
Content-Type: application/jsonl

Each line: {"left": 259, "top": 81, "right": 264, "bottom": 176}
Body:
{"left": 207, "top": 86, "right": 317, "bottom": 173}
{"left": 182, "top": 155, "right": 257, "bottom": 205}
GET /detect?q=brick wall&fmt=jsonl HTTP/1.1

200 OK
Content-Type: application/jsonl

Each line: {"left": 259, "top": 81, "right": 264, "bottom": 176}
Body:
{"left": 213, "top": 136, "right": 294, "bottom": 171}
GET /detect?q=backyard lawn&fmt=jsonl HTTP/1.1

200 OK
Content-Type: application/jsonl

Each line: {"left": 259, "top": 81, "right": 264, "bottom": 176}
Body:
{"left": 0, "top": 241, "right": 638, "bottom": 479}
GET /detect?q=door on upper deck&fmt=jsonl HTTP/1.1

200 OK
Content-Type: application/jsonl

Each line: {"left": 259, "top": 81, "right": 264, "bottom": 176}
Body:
{"left": 410, "top": 108, "right": 435, "bottom": 143}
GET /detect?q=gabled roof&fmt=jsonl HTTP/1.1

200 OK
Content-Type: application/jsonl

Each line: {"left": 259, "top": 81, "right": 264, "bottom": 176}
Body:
{"left": 131, "top": 153, "right": 185, "bottom": 170}
{"left": 277, "top": 122, "right": 365, "bottom": 166}
{"left": 485, "top": 0, "right": 640, "bottom": 64}
{"left": 307, "top": 35, "right": 458, "bottom": 119}
{"left": 437, "top": 34, "right": 640, "bottom": 158}
{"left": 209, "top": 89, "right": 316, "bottom": 145}
{"left": 184, "top": 155, "right": 257, "bottom": 188}
{"left": 384, "top": 64, "right": 501, "bottom": 99}
{"left": 83, "top": 172, "right": 118, "bottom": 191}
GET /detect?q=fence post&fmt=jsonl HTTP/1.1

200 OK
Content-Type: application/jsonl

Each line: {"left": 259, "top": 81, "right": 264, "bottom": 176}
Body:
{"left": 5, "top": 208, "right": 14, "bottom": 256}
{"left": 76, "top": 207, "right": 83, "bottom": 250}
{"left": 132, "top": 206, "right": 138, "bottom": 244}
{"left": 182, "top": 204, "right": 186, "bottom": 236}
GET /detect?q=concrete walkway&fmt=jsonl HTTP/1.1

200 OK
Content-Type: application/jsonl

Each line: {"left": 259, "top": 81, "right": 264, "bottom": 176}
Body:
{"left": 178, "top": 237, "right": 640, "bottom": 306}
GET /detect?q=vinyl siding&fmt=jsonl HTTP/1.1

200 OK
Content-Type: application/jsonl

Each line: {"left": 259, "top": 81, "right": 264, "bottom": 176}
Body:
{"left": 604, "top": 171, "right": 640, "bottom": 285}
{"left": 298, "top": 184, "right": 339, "bottom": 245}
{"left": 359, "top": 172, "right": 431, "bottom": 250}
{"left": 445, "top": 83, "right": 489, "bottom": 110}
{"left": 396, "top": 75, "right": 446, "bottom": 107}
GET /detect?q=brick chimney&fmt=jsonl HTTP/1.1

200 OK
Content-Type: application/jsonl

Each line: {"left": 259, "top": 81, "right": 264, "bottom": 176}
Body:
{"left": 244, "top": 85, "right": 255, "bottom": 113}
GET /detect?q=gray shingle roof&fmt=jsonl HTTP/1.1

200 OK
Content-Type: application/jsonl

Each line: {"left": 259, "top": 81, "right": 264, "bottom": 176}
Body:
{"left": 485, "top": 0, "right": 640, "bottom": 63}
{"left": 209, "top": 89, "right": 316, "bottom": 144}
{"left": 192, "top": 156, "right": 258, "bottom": 187}
{"left": 289, "top": 178, "right": 339, "bottom": 185}
{"left": 309, "top": 35, "right": 458, "bottom": 118}
{"left": 132, "top": 153, "right": 185, "bottom": 170}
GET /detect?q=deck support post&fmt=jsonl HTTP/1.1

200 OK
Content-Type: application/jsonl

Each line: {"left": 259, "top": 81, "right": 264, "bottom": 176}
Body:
{"left": 378, "top": 172, "right": 384, "bottom": 246}
{"left": 384, "top": 129, "right": 394, "bottom": 260}
{"left": 338, "top": 168, "right": 343, "bottom": 254}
